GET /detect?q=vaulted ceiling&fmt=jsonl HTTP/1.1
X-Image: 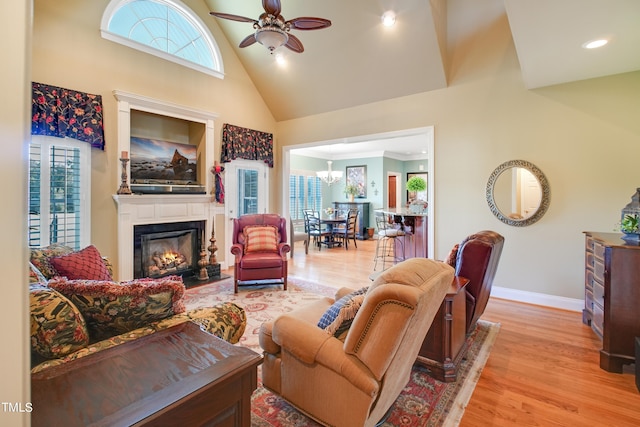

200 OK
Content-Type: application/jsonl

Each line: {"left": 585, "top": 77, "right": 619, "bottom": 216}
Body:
{"left": 203, "top": 0, "right": 640, "bottom": 124}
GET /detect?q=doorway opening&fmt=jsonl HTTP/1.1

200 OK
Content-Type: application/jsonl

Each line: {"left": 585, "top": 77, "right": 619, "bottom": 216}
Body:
{"left": 283, "top": 126, "right": 435, "bottom": 258}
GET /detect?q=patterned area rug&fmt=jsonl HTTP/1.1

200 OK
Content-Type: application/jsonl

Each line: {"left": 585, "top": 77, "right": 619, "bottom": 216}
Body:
{"left": 183, "top": 276, "right": 500, "bottom": 427}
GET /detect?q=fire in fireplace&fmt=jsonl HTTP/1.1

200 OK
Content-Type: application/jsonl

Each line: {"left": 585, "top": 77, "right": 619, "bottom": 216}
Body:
{"left": 133, "top": 220, "right": 205, "bottom": 280}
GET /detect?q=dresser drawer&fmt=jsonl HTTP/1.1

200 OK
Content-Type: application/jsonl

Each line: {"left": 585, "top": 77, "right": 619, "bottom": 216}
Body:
{"left": 592, "top": 303, "right": 604, "bottom": 338}
{"left": 593, "top": 282, "right": 605, "bottom": 307}
{"left": 585, "top": 289, "right": 594, "bottom": 313}
{"left": 585, "top": 252, "right": 596, "bottom": 270}
{"left": 585, "top": 236, "right": 595, "bottom": 252}
{"left": 585, "top": 269, "right": 595, "bottom": 291}
{"left": 593, "top": 241, "right": 605, "bottom": 259}
{"left": 594, "top": 259, "right": 605, "bottom": 283}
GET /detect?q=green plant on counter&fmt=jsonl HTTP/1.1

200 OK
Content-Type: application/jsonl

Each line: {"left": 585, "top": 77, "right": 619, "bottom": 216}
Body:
{"left": 406, "top": 176, "right": 427, "bottom": 192}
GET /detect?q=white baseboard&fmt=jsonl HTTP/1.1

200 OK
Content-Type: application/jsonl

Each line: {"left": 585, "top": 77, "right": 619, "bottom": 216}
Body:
{"left": 491, "top": 286, "right": 583, "bottom": 312}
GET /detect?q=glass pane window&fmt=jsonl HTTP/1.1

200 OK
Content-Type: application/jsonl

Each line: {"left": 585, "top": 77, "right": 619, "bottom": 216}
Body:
{"left": 29, "top": 136, "right": 90, "bottom": 250}
{"left": 102, "top": 0, "right": 224, "bottom": 78}
{"left": 238, "top": 168, "right": 258, "bottom": 216}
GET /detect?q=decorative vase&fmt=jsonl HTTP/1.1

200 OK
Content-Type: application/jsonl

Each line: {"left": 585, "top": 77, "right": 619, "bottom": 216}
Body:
{"left": 409, "top": 201, "right": 426, "bottom": 214}
{"left": 349, "top": 194, "right": 355, "bottom": 202}
{"left": 621, "top": 233, "right": 640, "bottom": 244}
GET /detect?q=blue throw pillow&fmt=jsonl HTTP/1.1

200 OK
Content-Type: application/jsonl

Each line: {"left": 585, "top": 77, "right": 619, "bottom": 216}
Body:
{"left": 317, "top": 287, "right": 368, "bottom": 337}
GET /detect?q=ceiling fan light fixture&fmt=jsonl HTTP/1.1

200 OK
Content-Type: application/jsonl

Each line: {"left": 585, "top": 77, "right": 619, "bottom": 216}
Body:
{"left": 381, "top": 11, "right": 396, "bottom": 27}
{"left": 255, "top": 27, "right": 289, "bottom": 53}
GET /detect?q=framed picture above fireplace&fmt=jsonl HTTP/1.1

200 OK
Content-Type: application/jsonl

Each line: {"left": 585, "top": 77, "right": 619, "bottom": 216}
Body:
{"left": 130, "top": 137, "right": 198, "bottom": 185}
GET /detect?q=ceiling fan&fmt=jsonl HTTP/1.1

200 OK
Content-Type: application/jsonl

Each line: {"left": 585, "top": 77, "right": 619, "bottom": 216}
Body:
{"left": 210, "top": 0, "right": 331, "bottom": 54}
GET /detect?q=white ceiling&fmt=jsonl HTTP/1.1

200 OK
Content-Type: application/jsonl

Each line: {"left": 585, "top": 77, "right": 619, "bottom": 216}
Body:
{"left": 202, "top": 0, "right": 640, "bottom": 156}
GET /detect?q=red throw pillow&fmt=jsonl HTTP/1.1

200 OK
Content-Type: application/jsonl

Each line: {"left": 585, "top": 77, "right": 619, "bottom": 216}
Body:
{"left": 243, "top": 225, "right": 279, "bottom": 253}
{"left": 50, "top": 245, "right": 113, "bottom": 281}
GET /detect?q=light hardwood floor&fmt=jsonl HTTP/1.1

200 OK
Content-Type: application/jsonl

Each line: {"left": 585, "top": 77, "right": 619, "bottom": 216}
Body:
{"left": 226, "top": 238, "right": 640, "bottom": 426}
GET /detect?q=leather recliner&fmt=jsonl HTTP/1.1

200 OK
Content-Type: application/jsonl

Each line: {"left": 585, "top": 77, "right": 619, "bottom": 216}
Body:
{"left": 452, "top": 230, "right": 504, "bottom": 333}
{"left": 230, "top": 213, "right": 290, "bottom": 293}
{"left": 258, "top": 258, "right": 453, "bottom": 427}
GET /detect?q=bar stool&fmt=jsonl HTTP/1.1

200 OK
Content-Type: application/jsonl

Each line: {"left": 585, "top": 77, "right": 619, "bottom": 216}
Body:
{"left": 373, "top": 211, "right": 406, "bottom": 271}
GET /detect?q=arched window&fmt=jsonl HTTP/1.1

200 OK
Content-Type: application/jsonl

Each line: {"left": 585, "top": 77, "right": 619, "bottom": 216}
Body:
{"left": 101, "top": 0, "right": 224, "bottom": 78}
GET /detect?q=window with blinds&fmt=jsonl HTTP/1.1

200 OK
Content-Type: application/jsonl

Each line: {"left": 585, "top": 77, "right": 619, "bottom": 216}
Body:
{"left": 289, "top": 172, "right": 322, "bottom": 221}
{"left": 29, "top": 136, "right": 90, "bottom": 250}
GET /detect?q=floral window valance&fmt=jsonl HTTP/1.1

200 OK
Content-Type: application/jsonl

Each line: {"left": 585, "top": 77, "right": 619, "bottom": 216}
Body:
{"left": 220, "top": 123, "right": 273, "bottom": 167}
{"left": 31, "top": 82, "right": 105, "bottom": 150}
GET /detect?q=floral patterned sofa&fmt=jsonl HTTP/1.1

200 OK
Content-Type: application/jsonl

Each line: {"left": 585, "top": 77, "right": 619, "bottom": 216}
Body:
{"left": 29, "top": 244, "right": 246, "bottom": 373}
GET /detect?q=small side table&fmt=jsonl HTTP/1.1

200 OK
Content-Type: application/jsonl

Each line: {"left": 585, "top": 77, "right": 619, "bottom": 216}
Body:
{"left": 416, "top": 276, "right": 470, "bottom": 382}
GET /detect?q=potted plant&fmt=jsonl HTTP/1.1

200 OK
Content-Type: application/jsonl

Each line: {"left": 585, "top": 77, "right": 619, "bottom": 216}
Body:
{"left": 344, "top": 183, "right": 358, "bottom": 202}
{"left": 406, "top": 176, "right": 427, "bottom": 213}
{"left": 620, "top": 213, "right": 640, "bottom": 243}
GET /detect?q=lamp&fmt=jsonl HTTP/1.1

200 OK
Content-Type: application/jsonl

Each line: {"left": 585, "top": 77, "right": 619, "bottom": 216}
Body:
{"left": 316, "top": 160, "right": 343, "bottom": 186}
{"left": 255, "top": 27, "right": 288, "bottom": 53}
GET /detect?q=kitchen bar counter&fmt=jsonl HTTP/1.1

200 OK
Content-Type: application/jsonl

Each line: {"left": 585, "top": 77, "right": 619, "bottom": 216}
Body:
{"left": 376, "top": 208, "right": 428, "bottom": 258}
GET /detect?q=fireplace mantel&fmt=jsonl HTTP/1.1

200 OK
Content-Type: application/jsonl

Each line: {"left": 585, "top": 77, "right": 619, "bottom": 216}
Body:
{"left": 113, "top": 194, "right": 220, "bottom": 280}
{"left": 112, "top": 91, "right": 223, "bottom": 281}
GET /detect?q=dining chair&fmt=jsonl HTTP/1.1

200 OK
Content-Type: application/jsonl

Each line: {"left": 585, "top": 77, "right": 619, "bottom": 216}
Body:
{"left": 334, "top": 209, "right": 359, "bottom": 249}
{"left": 304, "top": 210, "right": 328, "bottom": 251}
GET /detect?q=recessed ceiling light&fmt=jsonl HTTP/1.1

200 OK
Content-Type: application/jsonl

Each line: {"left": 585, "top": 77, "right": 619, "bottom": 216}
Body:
{"left": 381, "top": 11, "right": 396, "bottom": 27}
{"left": 582, "top": 39, "right": 608, "bottom": 49}
{"left": 275, "top": 52, "right": 286, "bottom": 65}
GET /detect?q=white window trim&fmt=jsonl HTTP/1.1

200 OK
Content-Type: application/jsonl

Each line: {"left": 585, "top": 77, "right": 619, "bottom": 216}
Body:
{"left": 100, "top": 0, "right": 225, "bottom": 79}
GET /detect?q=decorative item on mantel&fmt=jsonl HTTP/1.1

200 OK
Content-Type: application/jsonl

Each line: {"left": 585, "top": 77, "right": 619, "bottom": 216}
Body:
{"left": 406, "top": 176, "right": 427, "bottom": 214}
{"left": 117, "top": 151, "right": 132, "bottom": 195}
{"left": 619, "top": 187, "right": 640, "bottom": 243}
{"left": 206, "top": 218, "right": 221, "bottom": 278}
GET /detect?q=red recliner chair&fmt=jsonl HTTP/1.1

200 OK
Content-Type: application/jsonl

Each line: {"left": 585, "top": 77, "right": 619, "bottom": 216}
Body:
{"left": 450, "top": 230, "right": 504, "bottom": 333}
{"left": 230, "top": 214, "right": 290, "bottom": 293}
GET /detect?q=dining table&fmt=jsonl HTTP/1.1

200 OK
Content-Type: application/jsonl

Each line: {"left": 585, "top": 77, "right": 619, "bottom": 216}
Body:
{"left": 318, "top": 214, "right": 348, "bottom": 248}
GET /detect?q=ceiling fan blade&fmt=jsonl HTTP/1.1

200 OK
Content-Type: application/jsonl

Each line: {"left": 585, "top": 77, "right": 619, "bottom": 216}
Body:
{"left": 287, "top": 17, "right": 332, "bottom": 30}
{"left": 284, "top": 34, "right": 304, "bottom": 53}
{"left": 262, "top": 0, "right": 281, "bottom": 17}
{"left": 210, "top": 12, "right": 257, "bottom": 24}
{"left": 239, "top": 33, "right": 257, "bottom": 48}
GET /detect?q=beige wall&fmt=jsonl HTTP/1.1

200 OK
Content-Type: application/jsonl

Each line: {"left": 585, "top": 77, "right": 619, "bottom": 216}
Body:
{"left": 276, "top": 14, "right": 640, "bottom": 300}
{"left": 1, "top": 1, "right": 31, "bottom": 425}
{"left": 31, "top": 0, "right": 278, "bottom": 271}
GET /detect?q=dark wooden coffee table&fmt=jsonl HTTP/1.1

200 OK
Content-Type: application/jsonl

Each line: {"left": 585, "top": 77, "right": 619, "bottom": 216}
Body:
{"left": 31, "top": 322, "right": 261, "bottom": 427}
{"left": 416, "top": 276, "right": 470, "bottom": 382}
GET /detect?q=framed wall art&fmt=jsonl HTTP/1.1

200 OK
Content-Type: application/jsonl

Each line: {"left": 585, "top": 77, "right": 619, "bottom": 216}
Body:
{"left": 346, "top": 165, "right": 367, "bottom": 198}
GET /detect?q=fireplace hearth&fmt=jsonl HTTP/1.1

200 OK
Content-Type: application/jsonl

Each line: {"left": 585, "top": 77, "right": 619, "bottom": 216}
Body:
{"left": 134, "top": 221, "right": 205, "bottom": 281}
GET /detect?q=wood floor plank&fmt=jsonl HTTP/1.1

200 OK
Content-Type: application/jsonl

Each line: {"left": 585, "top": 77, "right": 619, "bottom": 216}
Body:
{"left": 224, "top": 238, "right": 640, "bottom": 425}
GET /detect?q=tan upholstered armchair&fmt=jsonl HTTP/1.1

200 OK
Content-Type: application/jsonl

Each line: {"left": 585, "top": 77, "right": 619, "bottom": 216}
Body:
{"left": 259, "top": 258, "right": 453, "bottom": 427}
{"left": 230, "top": 214, "right": 290, "bottom": 293}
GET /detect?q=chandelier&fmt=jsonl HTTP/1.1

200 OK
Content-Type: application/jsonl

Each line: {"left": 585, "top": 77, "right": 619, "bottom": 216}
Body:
{"left": 316, "top": 160, "right": 343, "bottom": 186}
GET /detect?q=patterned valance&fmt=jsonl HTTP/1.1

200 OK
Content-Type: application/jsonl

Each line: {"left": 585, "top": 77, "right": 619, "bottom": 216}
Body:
{"left": 31, "top": 82, "right": 105, "bottom": 150}
{"left": 220, "top": 123, "right": 273, "bottom": 167}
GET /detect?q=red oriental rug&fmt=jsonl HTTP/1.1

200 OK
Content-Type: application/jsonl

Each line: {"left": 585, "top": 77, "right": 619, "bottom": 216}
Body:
{"left": 184, "top": 276, "right": 500, "bottom": 427}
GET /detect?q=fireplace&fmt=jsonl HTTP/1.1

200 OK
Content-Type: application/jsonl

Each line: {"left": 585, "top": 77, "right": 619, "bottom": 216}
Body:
{"left": 133, "top": 220, "right": 205, "bottom": 280}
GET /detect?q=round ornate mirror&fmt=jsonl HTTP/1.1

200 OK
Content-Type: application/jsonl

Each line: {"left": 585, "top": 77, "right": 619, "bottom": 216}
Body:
{"left": 486, "top": 160, "right": 550, "bottom": 227}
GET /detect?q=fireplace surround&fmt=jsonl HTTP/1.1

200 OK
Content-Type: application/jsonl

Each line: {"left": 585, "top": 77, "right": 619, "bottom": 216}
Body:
{"left": 134, "top": 220, "right": 205, "bottom": 280}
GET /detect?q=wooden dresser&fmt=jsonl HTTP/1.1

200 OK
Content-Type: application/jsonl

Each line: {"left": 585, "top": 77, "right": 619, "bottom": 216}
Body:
{"left": 583, "top": 231, "right": 640, "bottom": 372}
